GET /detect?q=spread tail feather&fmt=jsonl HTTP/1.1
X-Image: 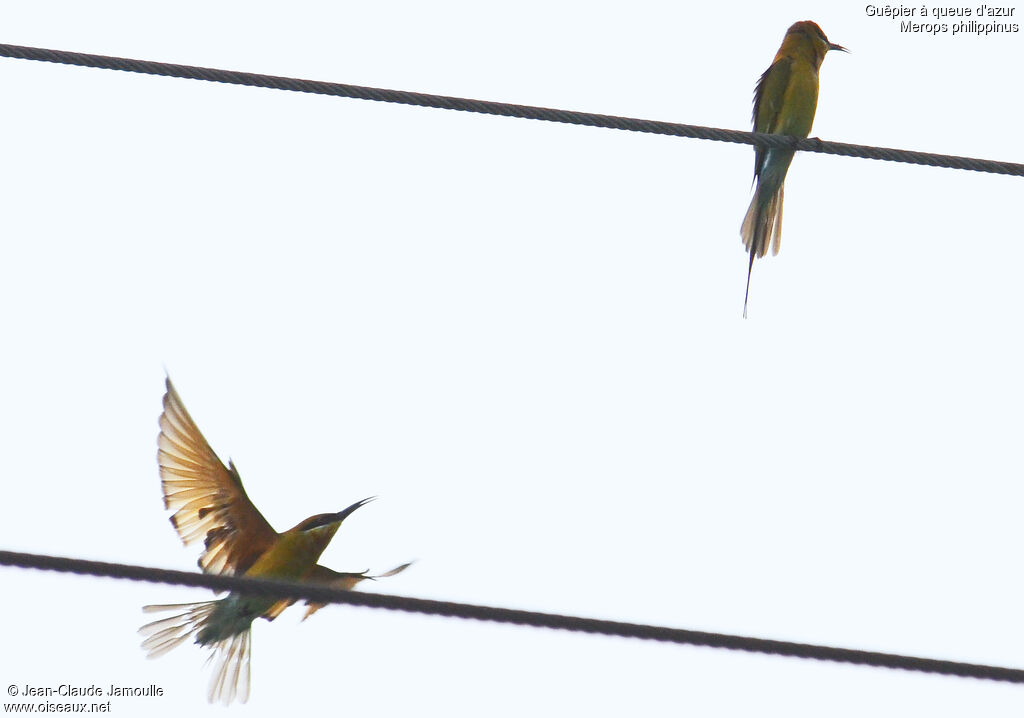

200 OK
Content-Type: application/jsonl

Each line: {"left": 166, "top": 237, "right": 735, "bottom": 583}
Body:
{"left": 139, "top": 601, "right": 251, "bottom": 705}
{"left": 204, "top": 630, "right": 251, "bottom": 705}
{"left": 139, "top": 601, "right": 218, "bottom": 659}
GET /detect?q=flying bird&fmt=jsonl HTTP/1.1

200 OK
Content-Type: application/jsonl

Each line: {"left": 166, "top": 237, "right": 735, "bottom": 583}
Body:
{"left": 740, "top": 20, "right": 847, "bottom": 317}
{"left": 139, "top": 376, "right": 410, "bottom": 704}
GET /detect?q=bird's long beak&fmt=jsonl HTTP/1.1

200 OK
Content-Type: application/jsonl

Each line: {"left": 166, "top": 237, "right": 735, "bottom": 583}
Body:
{"left": 829, "top": 42, "right": 849, "bottom": 53}
{"left": 332, "top": 496, "right": 376, "bottom": 523}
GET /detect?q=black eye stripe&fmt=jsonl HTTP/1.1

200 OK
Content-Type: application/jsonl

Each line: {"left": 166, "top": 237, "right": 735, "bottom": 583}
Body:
{"left": 297, "top": 514, "right": 337, "bottom": 531}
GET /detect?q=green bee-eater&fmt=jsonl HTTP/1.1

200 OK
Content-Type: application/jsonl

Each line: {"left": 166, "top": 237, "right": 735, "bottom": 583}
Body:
{"left": 741, "top": 21, "right": 847, "bottom": 317}
{"left": 139, "top": 377, "right": 410, "bottom": 704}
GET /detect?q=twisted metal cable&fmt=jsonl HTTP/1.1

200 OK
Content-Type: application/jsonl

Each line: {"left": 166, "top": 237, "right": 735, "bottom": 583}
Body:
{"left": 0, "top": 43, "right": 1020, "bottom": 176}
{"left": 2, "top": 548, "right": 1022, "bottom": 684}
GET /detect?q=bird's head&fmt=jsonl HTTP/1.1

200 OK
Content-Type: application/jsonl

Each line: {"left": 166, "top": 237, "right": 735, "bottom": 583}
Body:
{"left": 290, "top": 496, "right": 375, "bottom": 546}
{"left": 786, "top": 21, "right": 848, "bottom": 66}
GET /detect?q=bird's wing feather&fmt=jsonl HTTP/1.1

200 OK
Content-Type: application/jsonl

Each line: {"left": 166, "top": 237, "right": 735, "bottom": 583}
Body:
{"left": 751, "top": 56, "right": 792, "bottom": 180}
{"left": 261, "top": 562, "right": 413, "bottom": 622}
{"left": 157, "top": 377, "right": 278, "bottom": 575}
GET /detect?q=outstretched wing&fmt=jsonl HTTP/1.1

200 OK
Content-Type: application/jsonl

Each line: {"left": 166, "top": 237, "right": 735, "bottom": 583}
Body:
{"left": 300, "top": 562, "right": 413, "bottom": 619}
{"left": 157, "top": 376, "right": 278, "bottom": 575}
{"left": 262, "top": 562, "right": 414, "bottom": 621}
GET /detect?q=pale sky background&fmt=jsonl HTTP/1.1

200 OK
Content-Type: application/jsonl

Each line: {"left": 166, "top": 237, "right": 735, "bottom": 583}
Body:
{"left": 1, "top": 1, "right": 1022, "bottom": 715}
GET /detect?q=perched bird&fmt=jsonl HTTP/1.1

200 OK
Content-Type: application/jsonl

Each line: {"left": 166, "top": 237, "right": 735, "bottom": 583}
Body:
{"left": 139, "top": 377, "right": 410, "bottom": 704}
{"left": 740, "top": 21, "right": 847, "bottom": 317}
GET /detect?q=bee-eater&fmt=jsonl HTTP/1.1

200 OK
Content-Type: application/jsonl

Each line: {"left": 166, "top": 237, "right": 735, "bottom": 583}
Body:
{"left": 139, "top": 377, "right": 410, "bottom": 704}
{"left": 740, "top": 21, "right": 846, "bottom": 317}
